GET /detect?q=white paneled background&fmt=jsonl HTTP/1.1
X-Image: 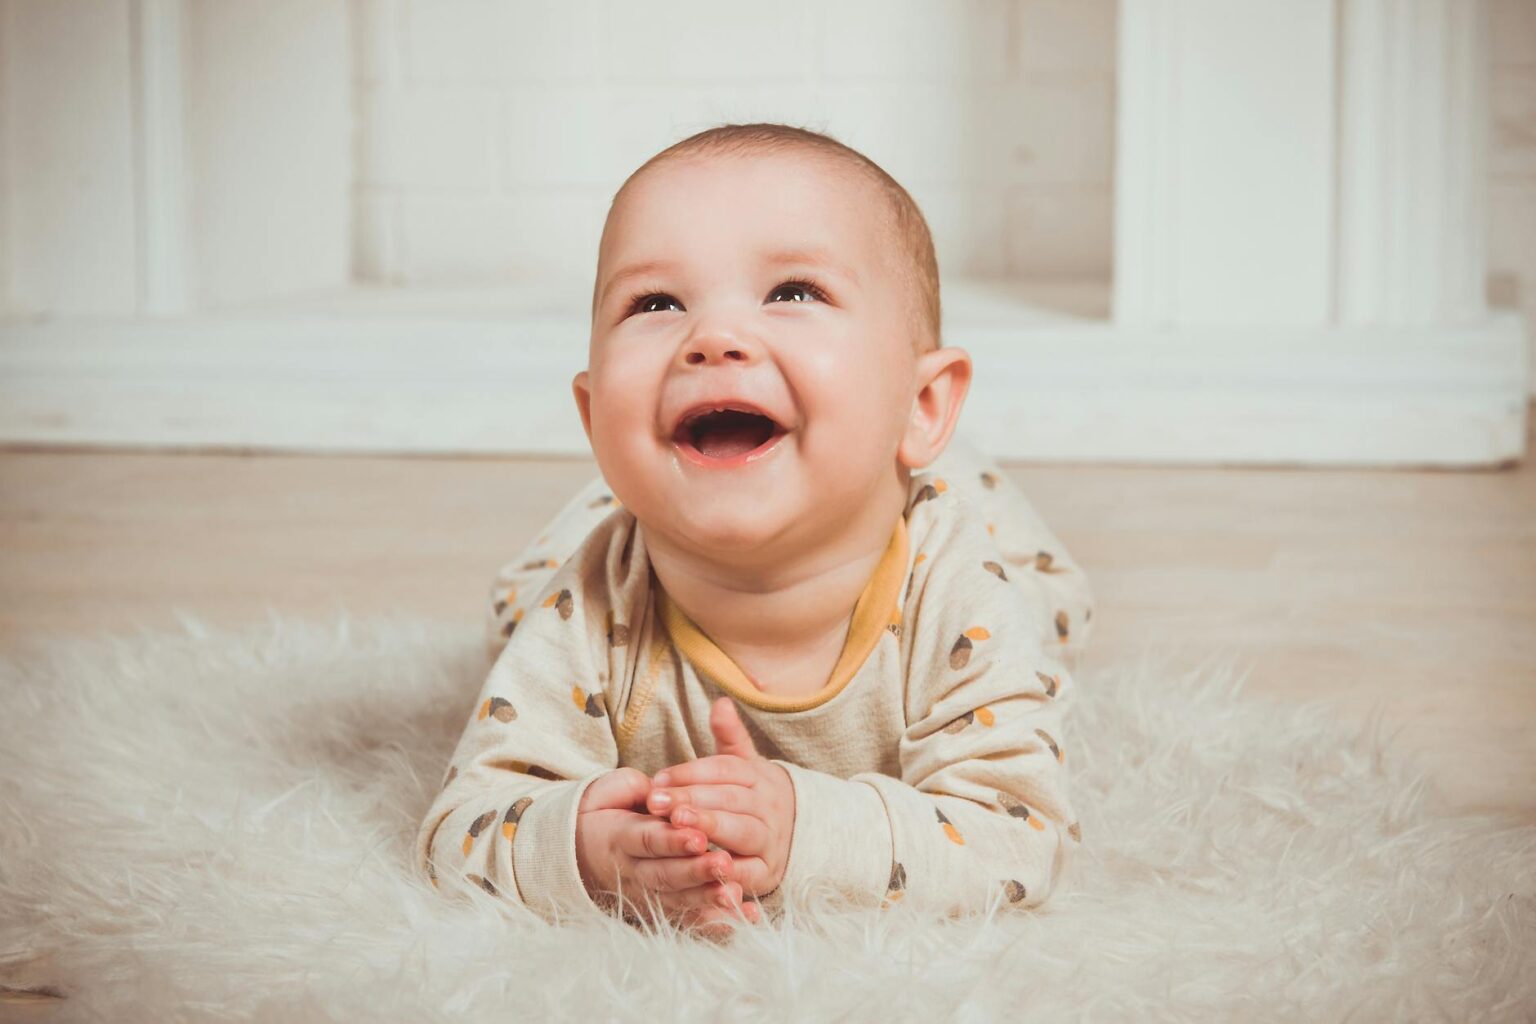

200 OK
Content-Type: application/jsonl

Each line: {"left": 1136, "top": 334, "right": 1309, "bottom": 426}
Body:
{"left": 1489, "top": 0, "right": 1536, "bottom": 351}
{"left": 350, "top": 0, "right": 1116, "bottom": 290}
{"left": 0, "top": 0, "right": 1530, "bottom": 465}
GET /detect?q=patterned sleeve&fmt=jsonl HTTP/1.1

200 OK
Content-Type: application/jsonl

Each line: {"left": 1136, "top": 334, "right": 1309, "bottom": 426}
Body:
{"left": 484, "top": 472, "right": 625, "bottom": 662}
{"left": 764, "top": 484, "right": 1081, "bottom": 917}
{"left": 924, "top": 431, "right": 1095, "bottom": 670}
{"left": 419, "top": 539, "right": 626, "bottom": 923}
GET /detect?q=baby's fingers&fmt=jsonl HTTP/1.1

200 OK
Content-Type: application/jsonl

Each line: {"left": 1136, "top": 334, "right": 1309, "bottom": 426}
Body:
{"left": 616, "top": 816, "right": 710, "bottom": 859}
{"left": 669, "top": 806, "right": 770, "bottom": 857}
{"left": 629, "top": 849, "right": 734, "bottom": 893}
{"left": 657, "top": 881, "right": 761, "bottom": 938}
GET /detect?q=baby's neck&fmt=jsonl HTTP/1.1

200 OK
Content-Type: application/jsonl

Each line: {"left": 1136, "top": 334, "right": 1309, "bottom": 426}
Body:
{"left": 645, "top": 493, "right": 905, "bottom": 694}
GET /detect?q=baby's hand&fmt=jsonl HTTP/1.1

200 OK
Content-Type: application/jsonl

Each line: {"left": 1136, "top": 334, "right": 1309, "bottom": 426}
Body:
{"left": 575, "top": 767, "right": 756, "bottom": 934}
{"left": 646, "top": 697, "right": 795, "bottom": 901}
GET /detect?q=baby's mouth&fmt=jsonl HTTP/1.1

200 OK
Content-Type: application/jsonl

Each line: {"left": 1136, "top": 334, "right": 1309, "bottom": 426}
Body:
{"left": 674, "top": 409, "right": 787, "bottom": 461}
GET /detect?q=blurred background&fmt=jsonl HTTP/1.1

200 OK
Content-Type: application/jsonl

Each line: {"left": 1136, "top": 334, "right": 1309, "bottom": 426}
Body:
{"left": 0, "top": 0, "right": 1529, "bottom": 463}
{"left": 0, "top": 2, "right": 1532, "bottom": 819}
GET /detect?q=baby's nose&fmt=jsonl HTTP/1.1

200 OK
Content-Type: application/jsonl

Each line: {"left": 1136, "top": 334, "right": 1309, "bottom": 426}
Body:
{"left": 682, "top": 325, "right": 759, "bottom": 366}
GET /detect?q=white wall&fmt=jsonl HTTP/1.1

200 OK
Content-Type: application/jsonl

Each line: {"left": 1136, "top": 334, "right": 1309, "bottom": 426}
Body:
{"left": 0, "top": 0, "right": 1526, "bottom": 462}
{"left": 0, "top": 0, "right": 350, "bottom": 316}
{"left": 349, "top": 0, "right": 1118, "bottom": 289}
{"left": 1, "top": 0, "right": 139, "bottom": 314}
{"left": 188, "top": 0, "right": 350, "bottom": 308}
{"left": 347, "top": 0, "right": 1534, "bottom": 393}
{"left": 1488, "top": 0, "right": 1536, "bottom": 385}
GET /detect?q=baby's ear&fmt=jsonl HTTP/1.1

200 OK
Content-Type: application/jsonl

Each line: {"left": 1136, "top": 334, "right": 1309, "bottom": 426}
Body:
{"left": 898, "top": 347, "right": 972, "bottom": 470}
{"left": 572, "top": 371, "right": 593, "bottom": 442}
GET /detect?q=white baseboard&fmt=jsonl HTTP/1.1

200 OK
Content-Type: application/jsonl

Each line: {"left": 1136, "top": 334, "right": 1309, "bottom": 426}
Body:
{"left": 0, "top": 298, "right": 1527, "bottom": 467}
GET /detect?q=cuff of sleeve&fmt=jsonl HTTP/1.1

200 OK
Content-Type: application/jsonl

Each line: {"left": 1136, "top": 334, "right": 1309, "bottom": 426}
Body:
{"left": 766, "top": 760, "right": 892, "bottom": 913}
{"left": 508, "top": 774, "right": 605, "bottom": 922}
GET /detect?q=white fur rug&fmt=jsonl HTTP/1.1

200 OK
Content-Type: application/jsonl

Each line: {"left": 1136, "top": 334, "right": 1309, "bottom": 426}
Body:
{"left": 1, "top": 615, "right": 1532, "bottom": 1022}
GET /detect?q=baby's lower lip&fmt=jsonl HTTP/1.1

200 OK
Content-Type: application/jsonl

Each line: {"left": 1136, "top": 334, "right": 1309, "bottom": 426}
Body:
{"left": 673, "top": 428, "right": 788, "bottom": 470}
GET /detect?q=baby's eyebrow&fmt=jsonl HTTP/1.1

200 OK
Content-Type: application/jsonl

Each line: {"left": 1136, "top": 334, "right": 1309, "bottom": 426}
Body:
{"left": 597, "top": 258, "right": 678, "bottom": 311}
{"left": 762, "top": 248, "right": 861, "bottom": 288}
{"left": 597, "top": 249, "right": 861, "bottom": 310}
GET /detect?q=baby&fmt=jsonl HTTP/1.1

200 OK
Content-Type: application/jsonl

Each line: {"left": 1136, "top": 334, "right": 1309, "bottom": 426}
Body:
{"left": 416, "top": 123, "right": 1093, "bottom": 936}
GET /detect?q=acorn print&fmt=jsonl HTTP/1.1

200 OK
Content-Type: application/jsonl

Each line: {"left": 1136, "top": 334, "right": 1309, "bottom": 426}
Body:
{"left": 979, "top": 471, "right": 999, "bottom": 490}
{"left": 507, "top": 761, "right": 562, "bottom": 780}
{"left": 942, "top": 706, "right": 996, "bottom": 734}
{"left": 606, "top": 609, "right": 629, "bottom": 647}
{"left": 1003, "top": 879, "right": 1027, "bottom": 903}
{"left": 1054, "top": 610, "right": 1070, "bottom": 641}
{"left": 1036, "top": 671, "right": 1060, "bottom": 698}
{"left": 886, "top": 605, "right": 902, "bottom": 638}
{"left": 987, "top": 522, "right": 996, "bottom": 537}
{"left": 996, "top": 791, "right": 1047, "bottom": 831}
{"left": 427, "top": 860, "right": 438, "bottom": 888}
{"left": 948, "top": 626, "right": 992, "bottom": 669}
{"left": 1067, "top": 822, "right": 1083, "bottom": 843}
{"left": 464, "top": 810, "right": 497, "bottom": 856}
{"left": 909, "top": 478, "right": 949, "bottom": 512}
{"left": 904, "top": 553, "right": 927, "bottom": 603}
{"left": 885, "top": 861, "right": 907, "bottom": 902}
{"left": 937, "top": 807, "right": 965, "bottom": 845}
{"left": 588, "top": 493, "right": 616, "bottom": 509}
{"left": 502, "top": 796, "right": 533, "bottom": 841}
{"left": 442, "top": 764, "right": 458, "bottom": 789}
{"left": 500, "top": 607, "right": 524, "bottom": 638}
{"left": 572, "top": 685, "right": 605, "bottom": 717}
{"left": 493, "top": 587, "right": 517, "bottom": 615}
{"left": 1035, "top": 728, "right": 1064, "bottom": 762}
{"left": 1033, "top": 551, "right": 1068, "bottom": 574}
{"left": 478, "top": 696, "right": 518, "bottom": 723}
{"left": 465, "top": 873, "right": 498, "bottom": 897}
{"left": 543, "top": 588, "right": 574, "bottom": 619}
{"left": 521, "top": 558, "right": 560, "bottom": 571}
{"left": 982, "top": 560, "right": 1007, "bottom": 581}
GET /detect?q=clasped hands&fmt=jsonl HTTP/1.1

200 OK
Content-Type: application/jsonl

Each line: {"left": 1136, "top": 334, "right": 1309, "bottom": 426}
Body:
{"left": 575, "top": 696, "right": 795, "bottom": 935}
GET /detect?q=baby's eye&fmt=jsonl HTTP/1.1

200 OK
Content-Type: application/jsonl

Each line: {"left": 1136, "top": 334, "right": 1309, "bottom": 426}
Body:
{"left": 767, "top": 280, "right": 825, "bottom": 304}
{"left": 632, "top": 293, "right": 683, "bottom": 315}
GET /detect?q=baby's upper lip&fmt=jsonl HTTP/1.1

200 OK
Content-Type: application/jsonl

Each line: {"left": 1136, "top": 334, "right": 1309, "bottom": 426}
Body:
{"left": 668, "top": 397, "right": 791, "bottom": 438}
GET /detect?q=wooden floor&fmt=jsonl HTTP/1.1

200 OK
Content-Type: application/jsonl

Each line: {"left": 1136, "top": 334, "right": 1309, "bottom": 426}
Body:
{"left": 2, "top": 428, "right": 1533, "bottom": 823}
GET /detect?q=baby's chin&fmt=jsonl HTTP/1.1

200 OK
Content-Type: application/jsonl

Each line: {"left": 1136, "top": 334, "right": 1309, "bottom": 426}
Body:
{"left": 649, "top": 492, "right": 809, "bottom": 557}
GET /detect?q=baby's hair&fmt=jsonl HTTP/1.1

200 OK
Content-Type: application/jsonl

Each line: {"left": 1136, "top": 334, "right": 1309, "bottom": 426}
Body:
{"left": 598, "top": 122, "right": 942, "bottom": 354}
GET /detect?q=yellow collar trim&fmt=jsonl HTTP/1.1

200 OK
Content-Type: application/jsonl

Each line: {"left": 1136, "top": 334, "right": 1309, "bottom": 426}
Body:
{"left": 656, "top": 515, "right": 909, "bottom": 713}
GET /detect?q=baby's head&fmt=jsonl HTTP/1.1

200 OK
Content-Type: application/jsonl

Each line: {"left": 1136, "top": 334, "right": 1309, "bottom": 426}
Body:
{"left": 573, "top": 123, "right": 972, "bottom": 567}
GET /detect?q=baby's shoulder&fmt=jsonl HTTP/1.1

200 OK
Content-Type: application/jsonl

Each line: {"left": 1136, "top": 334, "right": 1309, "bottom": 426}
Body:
{"left": 904, "top": 464, "right": 999, "bottom": 564}
{"left": 489, "top": 507, "right": 652, "bottom": 656}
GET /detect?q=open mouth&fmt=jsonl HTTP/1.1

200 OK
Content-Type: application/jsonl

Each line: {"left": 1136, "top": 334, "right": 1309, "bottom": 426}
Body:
{"left": 673, "top": 408, "right": 787, "bottom": 463}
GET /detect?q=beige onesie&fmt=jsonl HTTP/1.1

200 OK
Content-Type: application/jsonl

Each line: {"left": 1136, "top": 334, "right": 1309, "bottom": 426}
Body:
{"left": 416, "top": 432, "right": 1093, "bottom": 922}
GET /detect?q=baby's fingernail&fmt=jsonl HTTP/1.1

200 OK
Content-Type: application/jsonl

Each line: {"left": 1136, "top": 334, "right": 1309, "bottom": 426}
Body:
{"left": 674, "top": 808, "right": 694, "bottom": 826}
{"left": 651, "top": 791, "right": 672, "bottom": 809}
{"left": 653, "top": 772, "right": 672, "bottom": 787}
{"left": 686, "top": 836, "right": 704, "bottom": 854}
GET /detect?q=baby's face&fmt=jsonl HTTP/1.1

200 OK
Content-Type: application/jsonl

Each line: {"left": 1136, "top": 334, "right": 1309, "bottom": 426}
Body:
{"left": 575, "top": 150, "right": 922, "bottom": 558}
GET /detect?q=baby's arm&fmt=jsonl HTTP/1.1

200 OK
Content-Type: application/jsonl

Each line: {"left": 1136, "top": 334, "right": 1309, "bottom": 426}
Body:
{"left": 419, "top": 604, "right": 622, "bottom": 919}
{"left": 927, "top": 432, "right": 1095, "bottom": 669}
{"left": 424, "top": 550, "right": 739, "bottom": 925}
{"left": 760, "top": 493, "right": 1083, "bottom": 917}
{"left": 483, "top": 473, "right": 625, "bottom": 662}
